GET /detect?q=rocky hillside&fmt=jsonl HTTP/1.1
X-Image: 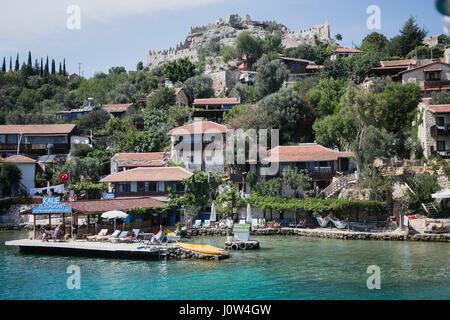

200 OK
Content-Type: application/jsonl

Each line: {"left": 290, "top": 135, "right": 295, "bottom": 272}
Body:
{"left": 146, "top": 13, "right": 333, "bottom": 70}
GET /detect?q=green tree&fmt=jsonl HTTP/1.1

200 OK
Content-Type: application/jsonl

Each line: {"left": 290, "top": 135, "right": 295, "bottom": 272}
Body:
{"left": 307, "top": 77, "right": 350, "bottom": 117}
{"left": 0, "top": 163, "right": 22, "bottom": 196}
{"left": 136, "top": 61, "right": 144, "bottom": 71}
{"left": 70, "top": 144, "right": 94, "bottom": 157}
{"left": 221, "top": 46, "right": 237, "bottom": 63}
{"left": 284, "top": 43, "right": 317, "bottom": 61}
{"left": 360, "top": 32, "right": 388, "bottom": 53}
{"left": 262, "top": 34, "right": 284, "bottom": 54}
{"left": 76, "top": 109, "right": 111, "bottom": 134}
{"left": 147, "top": 87, "right": 176, "bottom": 110}
{"left": 282, "top": 167, "right": 310, "bottom": 197}
{"left": 321, "top": 57, "right": 350, "bottom": 79}
{"left": 258, "top": 87, "right": 315, "bottom": 143}
{"left": 229, "top": 82, "right": 260, "bottom": 105}
{"left": 313, "top": 111, "right": 357, "bottom": 150}
{"left": 431, "top": 91, "right": 450, "bottom": 105}
{"left": 106, "top": 82, "right": 136, "bottom": 104}
{"left": 182, "top": 75, "right": 214, "bottom": 105}
{"left": 254, "top": 178, "right": 282, "bottom": 197}
{"left": 254, "top": 54, "right": 288, "bottom": 97}
{"left": 388, "top": 17, "right": 427, "bottom": 57}
{"left": 406, "top": 173, "right": 439, "bottom": 210}
{"left": 162, "top": 57, "right": 196, "bottom": 83}
{"left": 378, "top": 82, "right": 421, "bottom": 133}
{"left": 235, "top": 31, "right": 263, "bottom": 59}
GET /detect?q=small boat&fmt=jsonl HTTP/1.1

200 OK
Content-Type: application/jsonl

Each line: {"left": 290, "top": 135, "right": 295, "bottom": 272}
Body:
{"left": 177, "top": 242, "right": 224, "bottom": 255}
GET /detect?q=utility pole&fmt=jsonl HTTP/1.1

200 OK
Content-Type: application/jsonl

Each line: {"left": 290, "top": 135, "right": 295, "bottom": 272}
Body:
{"left": 78, "top": 62, "right": 82, "bottom": 77}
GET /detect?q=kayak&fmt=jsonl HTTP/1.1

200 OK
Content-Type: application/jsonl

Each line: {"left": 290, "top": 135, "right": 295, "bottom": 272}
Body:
{"left": 165, "top": 230, "right": 177, "bottom": 236}
{"left": 177, "top": 242, "right": 224, "bottom": 255}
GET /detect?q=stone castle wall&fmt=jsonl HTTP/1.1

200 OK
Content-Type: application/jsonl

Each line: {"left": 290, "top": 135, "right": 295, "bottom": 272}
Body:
{"left": 146, "top": 14, "right": 332, "bottom": 70}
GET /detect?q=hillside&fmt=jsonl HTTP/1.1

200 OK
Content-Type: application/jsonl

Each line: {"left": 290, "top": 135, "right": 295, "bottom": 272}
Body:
{"left": 146, "top": 13, "right": 333, "bottom": 70}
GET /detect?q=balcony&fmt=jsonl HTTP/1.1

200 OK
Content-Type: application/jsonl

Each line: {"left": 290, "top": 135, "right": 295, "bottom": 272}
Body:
{"left": 430, "top": 125, "right": 450, "bottom": 137}
{"left": 424, "top": 80, "right": 450, "bottom": 88}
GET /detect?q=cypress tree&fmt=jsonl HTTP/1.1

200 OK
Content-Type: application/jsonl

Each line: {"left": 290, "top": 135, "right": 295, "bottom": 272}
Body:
{"left": 51, "top": 59, "right": 56, "bottom": 75}
{"left": 34, "top": 59, "right": 39, "bottom": 75}
{"left": 40, "top": 58, "right": 43, "bottom": 77}
{"left": 15, "top": 53, "right": 19, "bottom": 71}
{"left": 58, "top": 62, "right": 62, "bottom": 75}
{"left": 1, "top": 58, "right": 5, "bottom": 72}
{"left": 27, "top": 51, "right": 32, "bottom": 75}
{"left": 9, "top": 56, "right": 12, "bottom": 71}
{"left": 63, "top": 59, "right": 67, "bottom": 76}
{"left": 44, "top": 56, "right": 49, "bottom": 75}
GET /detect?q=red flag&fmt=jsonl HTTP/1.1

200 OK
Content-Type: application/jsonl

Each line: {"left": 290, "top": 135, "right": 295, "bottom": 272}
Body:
{"left": 59, "top": 172, "right": 70, "bottom": 182}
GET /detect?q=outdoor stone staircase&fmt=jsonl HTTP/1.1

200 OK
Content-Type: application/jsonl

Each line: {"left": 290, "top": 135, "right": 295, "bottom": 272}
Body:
{"left": 321, "top": 172, "right": 358, "bottom": 198}
{"left": 404, "top": 183, "right": 439, "bottom": 218}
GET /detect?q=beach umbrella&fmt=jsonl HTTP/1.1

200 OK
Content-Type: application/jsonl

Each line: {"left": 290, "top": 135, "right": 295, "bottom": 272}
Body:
{"left": 101, "top": 210, "right": 129, "bottom": 231}
{"left": 210, "top": 203, "right": 216, "bottom": 222}
{"left": 246, "top": 203, "right": 252, "bottom": 223}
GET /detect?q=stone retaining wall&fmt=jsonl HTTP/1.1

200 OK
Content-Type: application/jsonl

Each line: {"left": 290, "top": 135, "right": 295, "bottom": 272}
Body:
{"left": 165, "top": 247, "right": 230, "bottom": 261}
{"left": 187, "top": 227, "right": 450, "bottom": 243}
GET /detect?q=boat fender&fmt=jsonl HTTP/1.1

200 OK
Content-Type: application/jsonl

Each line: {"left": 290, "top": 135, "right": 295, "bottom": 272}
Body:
{"left": 231, "top": 243, "right": 239, "bottom": 250}
{"left": 239, "top": 242, "right": 248, "bottom": 250}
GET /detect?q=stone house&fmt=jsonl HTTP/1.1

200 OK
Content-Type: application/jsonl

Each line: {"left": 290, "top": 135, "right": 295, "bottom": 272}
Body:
{"left": 168, "top": 120, "right": 228, "bottom": 173}
{"left": 256, "top": 144, "right": 355, "bottom": 193}
{"left": 394, "top": 61, "right": 450, "bottom": 97}
{"left": 208, "top": 70, "right": 238, "bottom": 95}
{"left": 418, "top": 101, "right": 450, "bottom": 158}
{"left": 192, "top": 98, "right": 240, "bottom": 123}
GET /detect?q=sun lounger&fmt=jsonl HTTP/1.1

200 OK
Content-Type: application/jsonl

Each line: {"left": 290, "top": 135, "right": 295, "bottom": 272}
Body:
{"left": 113, "top": 231, "right": 130, "bottom": 243}
{"left": 203, "top": 220, "right": 211, "bottom": 228}
{"left": 193, "top": 220, "right": 202, "bottom": 228}
{"left": 87, "top": 229, "right": 109, "bottom": 241}
{"left": 105, "top": 230, "right": 122, "bottom": 242}
{"left": 251, "top": 219, "right": 259, "bottom": 228}
{"left": 239, "top": 219, "right": 246, "bottom": 224}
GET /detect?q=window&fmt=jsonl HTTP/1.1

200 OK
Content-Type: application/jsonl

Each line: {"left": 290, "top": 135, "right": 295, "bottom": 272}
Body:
{"left": 437, "top": 141, "right": 445, "bottom": 151}
{"left": 118, "top": 183, "right": 131, "bottom": 193}
{"left": 0, "top": 135, "right": 5, "bottom": 144}
{"left": 137, "top": 182, "right": 157, "bottom": 192}
{"left": 319, "top": 161, "right": 329, "bottom": 167}
{"left": 438, "top": 117, "right": 445, "bottom": 126}
{"left": 7, "top": 135, "right": 17, "bottom": 144}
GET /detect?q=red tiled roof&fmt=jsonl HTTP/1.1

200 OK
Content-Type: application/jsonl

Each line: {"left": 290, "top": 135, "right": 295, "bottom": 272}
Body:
{"left": 167, "top": 121, "right": 228, "bottom": 135}
{"left": 102, "top": 104, "right": 133, "bottom": 113}
{"left": 2, "top": 155, "right": 36, "bottom": 163}
{"left": 118, "top": 160, "right": 166, "bottom": 168}
{"left": 193, "top": 98, "right": 240, "bottom": 106}
{"left": 396, "top": 61, "right": 450, "bottom": 76}
{"left": 279, "top": 56, "right": 314, "bottom": 64}
{"left": 306, "top": 65, "right": 323, "bottom": 70}
{"left": 63, "top": 197, "right": 167, "bottom": 214}
{"left": 429, "top": 105, "right": 450, "bottom": 113}
{"left": 380, "top": 59, "right": 415, "bottom": 67}
{"left": 264, "top": 144, "right": 354, "bottom": 163}
{"left": 101, "top": 167, "right": 193, "bottom": 183}
{"left": 113, "top": 152, "right": 168, "bottom": 161}
{"left": 424, "top": 68, "right": 442, "bottom": 72}
{"left": 0, "top": 124, "right": 76, "bottom": 135}
{"left": 333, "top": 48, "right": 362, "bottom": 54}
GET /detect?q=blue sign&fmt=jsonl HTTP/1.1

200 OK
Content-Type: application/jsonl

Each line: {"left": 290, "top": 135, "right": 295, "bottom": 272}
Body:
{"left": 32, "top": 197, "right": 72, "bottom": 214}
{"left": 103, "top": 193, "right": 115, "bottom": 200}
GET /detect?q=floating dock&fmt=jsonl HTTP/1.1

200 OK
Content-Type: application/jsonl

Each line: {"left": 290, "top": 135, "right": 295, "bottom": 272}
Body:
{"left": 5, "top": 240, "right": 230, "bottom": 261}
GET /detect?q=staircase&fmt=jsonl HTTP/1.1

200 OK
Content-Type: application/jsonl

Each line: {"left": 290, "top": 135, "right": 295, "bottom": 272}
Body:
{"left": 321, "top": 172, "right": 358, "bottom": 198}
{"left": 404, "top": 183, "right": 439, "bottom": 218}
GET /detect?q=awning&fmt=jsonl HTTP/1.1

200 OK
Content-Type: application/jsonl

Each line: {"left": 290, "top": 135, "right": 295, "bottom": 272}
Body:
{"left": 431, "top": 189, "right": 450, "bottom": 199}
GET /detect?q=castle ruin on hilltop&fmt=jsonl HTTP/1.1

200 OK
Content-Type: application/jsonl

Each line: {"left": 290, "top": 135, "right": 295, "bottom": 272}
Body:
{"left": 146, "top": 14, "right": 331, "bottom": 70}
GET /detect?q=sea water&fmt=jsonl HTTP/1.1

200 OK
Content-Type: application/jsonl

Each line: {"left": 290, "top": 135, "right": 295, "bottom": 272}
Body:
{"left": 0, "top": 231, "right": 449, "bottom": 300}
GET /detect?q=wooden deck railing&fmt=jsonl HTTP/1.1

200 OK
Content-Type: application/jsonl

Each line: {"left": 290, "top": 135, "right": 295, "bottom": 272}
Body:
{"left": 321, "top": 172, "right": 358, "bottom": 198}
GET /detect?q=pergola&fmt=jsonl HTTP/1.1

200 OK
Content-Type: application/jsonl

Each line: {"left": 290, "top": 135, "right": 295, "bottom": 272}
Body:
{"left": 21, "top": 197, "right": 167, "bottom": 239}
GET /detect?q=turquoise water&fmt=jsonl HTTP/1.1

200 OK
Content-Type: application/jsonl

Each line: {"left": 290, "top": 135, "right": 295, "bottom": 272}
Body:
{"left": 0, "top": 231, "right": 449, "bottom": 300}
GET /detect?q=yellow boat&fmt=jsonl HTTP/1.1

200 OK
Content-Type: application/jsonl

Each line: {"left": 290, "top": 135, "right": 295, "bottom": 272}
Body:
{"left": 177, "top": 242, "right": 224, "bottom": 255}
{"left": 165, "top": 230, "right": 177, "bottom": 237}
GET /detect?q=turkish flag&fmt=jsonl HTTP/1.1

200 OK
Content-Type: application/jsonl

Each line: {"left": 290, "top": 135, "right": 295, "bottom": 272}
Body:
{"left": 59, "top": 172, "right": 70, "bottom": 182}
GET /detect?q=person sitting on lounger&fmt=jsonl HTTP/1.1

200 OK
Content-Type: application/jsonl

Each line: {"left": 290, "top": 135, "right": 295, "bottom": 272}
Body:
{"left": 151, "top": 225, "right": 166, "bottom": 244}
{"left": 41, "top": 225, "right": 52, "bottom": 242}
{"left": 53, "top": 225, "right": 64, "bottom": 242}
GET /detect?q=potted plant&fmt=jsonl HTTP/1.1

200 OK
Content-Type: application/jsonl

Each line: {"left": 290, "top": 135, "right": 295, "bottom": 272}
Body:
{"left": 267, "top": 221, "right": 275, "bottom": 229}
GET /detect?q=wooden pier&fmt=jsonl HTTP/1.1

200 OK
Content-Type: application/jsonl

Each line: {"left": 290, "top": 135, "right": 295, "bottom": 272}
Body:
{"left": 5, "top": 240, "right": 230, "bottom": 261}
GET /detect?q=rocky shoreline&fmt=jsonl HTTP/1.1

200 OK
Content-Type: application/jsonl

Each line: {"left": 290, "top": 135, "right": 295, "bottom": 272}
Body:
{"left": 187, "top": 227, "right": 450, "bottom": 243}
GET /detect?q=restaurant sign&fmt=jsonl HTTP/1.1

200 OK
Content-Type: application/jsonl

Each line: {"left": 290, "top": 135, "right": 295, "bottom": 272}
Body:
{"left": 32, "top": 197, "right": 72, "bottom": 214}
{"left": 102, "top": 193, "right": 115, "bottom": 200}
